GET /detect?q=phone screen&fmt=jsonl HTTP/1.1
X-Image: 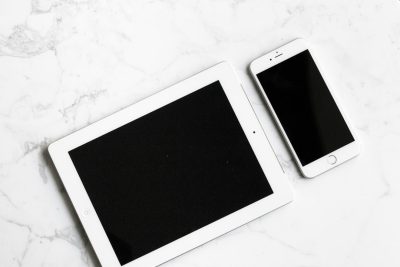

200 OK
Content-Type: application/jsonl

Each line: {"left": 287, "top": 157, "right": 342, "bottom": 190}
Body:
{"left": 256, "top": 50, "right": 354, "bottom": 166}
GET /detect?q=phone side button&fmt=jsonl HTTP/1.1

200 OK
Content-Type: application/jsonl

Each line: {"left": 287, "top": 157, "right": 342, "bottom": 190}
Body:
{"left": 327, "top": 155, "right": 337, "bottom": 165}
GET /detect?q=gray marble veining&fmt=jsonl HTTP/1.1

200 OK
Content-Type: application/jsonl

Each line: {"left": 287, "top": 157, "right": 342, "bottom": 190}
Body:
{"left": 1, "top": 0, "right": 400, "bottom": 266}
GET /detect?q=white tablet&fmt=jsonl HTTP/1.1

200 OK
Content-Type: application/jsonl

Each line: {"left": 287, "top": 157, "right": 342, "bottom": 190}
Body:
{"left": 49, "top": 62, "right": 293, "bottom": 267}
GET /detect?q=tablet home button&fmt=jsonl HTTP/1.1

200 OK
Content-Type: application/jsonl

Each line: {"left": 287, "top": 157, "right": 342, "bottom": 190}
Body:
{"left": 327, "top": 155, "right": 337, "bottom": 165}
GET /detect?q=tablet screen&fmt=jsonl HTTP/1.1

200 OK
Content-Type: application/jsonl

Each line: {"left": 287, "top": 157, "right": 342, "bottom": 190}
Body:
{"left": 69, "top": 81, "right": 273, "bottom": 265}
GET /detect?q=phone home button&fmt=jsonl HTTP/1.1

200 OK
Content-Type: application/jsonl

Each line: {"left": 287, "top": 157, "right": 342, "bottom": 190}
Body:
{"left": 327, "top": 155, "right": 337, "bottom": 165}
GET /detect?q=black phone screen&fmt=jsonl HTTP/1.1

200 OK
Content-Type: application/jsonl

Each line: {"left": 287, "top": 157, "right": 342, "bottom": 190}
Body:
{"left": 68, "top": 81, "right": 273, "bottom": 265}
{"left": 256, "top": 50, "right": 354, "bottom": 166}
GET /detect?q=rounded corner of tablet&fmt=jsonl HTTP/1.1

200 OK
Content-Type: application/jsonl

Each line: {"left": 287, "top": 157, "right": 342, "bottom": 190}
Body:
{"left": 214, "top": 61, "right": 235, "bottom": 73}
{"left": 48, "top": 141, "right": 59, "bottom": 158}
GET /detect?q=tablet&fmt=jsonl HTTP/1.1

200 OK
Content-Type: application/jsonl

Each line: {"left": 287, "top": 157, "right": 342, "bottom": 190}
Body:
{"left": 49, "top": 62, "right": 293, "bottom": 267}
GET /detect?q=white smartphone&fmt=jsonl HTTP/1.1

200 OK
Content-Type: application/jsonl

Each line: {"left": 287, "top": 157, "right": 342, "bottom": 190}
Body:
{"left": 250, "top": 39, "right": 359, "bottom": 178}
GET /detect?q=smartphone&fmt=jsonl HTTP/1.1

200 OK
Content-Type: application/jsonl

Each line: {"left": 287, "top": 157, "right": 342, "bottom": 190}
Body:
{"left": 250, "top": 39, "right": 359, "bottom": 178}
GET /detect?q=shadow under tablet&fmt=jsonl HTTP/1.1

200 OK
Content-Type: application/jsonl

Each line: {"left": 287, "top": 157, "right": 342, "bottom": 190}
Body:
{"left": 69, "top": 81, "right": 273, "bottom": 265}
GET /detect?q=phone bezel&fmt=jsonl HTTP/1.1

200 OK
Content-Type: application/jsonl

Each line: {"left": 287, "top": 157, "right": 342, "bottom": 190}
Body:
{"left": 249, "top": 39, "right": 360, "bottom": 178}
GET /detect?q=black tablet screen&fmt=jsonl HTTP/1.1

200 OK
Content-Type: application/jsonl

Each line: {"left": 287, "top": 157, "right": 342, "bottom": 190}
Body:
{"left": 69, "top": 81, "right": 273, "bottom": 265}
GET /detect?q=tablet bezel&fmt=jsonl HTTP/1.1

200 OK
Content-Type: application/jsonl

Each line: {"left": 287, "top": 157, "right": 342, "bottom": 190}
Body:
{"left": 49, "top": 62, "right": 293, "bottom": 267}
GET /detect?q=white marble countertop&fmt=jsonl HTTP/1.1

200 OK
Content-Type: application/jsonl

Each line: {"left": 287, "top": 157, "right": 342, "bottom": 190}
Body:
{"left": 1, "top": 0, "right": 400, "bottom": 266}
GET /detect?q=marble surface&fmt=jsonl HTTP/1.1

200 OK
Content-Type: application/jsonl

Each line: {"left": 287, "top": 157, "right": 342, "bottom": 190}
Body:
{"left": 1, "top": 0, "right": 400, "bottom": 266}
